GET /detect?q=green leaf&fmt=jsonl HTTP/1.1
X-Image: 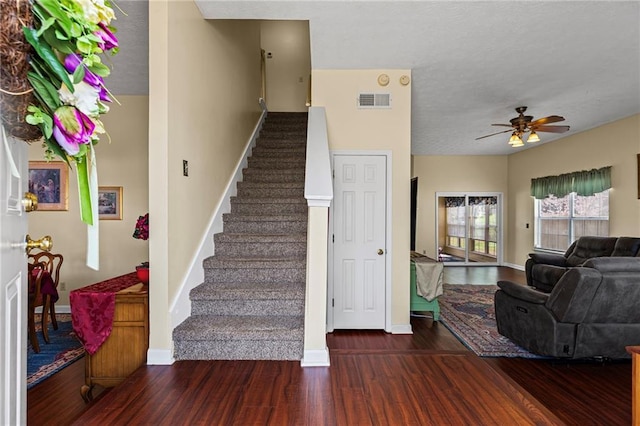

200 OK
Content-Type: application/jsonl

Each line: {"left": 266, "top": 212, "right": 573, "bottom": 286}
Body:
{"left": 88, "top": 62, "right": 110, "bottom": 77}
{"left": 54, "top": 29, "right": 69, "bottom": 41}
{"left": 36, "top": 0, "right": 73, "bottom": 37}
{"left": 42, "top": 27, "right": 74, "bottom": 54}
{"left": 70, "top": 22, "right": 82, "bottom": 38}
{"left": 27, "top": 72, "right": 61, "bottom": 110}
{"left": 30, "top": 57, "right": 62, "bottom": 89}
{"left": 44, "top": 139, "right": 70, "bottom": 165}
{"left": 36, "top": 17, "right": 56, "bottom": 36}
{"left": 72, "top": 65, "right": 85, "bottom": 84}
{"left": 76, "top": 37, "right": 93, "bottom": 55}
{"left": 23, "top": 27, "right": 74, "bottom": 92}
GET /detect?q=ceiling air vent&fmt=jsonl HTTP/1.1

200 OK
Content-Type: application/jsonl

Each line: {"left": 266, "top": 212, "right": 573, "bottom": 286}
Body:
{"left": 358, "top": 93, "right": 391, "bottom": 109}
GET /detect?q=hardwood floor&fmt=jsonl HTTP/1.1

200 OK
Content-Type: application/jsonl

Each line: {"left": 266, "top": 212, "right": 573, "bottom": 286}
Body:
{"left": 27, "top": 266, "right": 631, "bottom": 425}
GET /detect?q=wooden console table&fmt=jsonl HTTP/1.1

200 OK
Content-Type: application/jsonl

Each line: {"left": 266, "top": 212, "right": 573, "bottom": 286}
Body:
{"left": 70, "top": 273, "right": 148, "bottom": 402}
{"left": 628, "top": 346, "right": 640, "bottom": 426}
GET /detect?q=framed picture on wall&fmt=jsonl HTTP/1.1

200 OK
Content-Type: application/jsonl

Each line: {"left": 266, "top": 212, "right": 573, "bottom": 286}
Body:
{"left": 28, "top": 161, "right": 69, "bottom": 211}
{"left": 98, "top": 186, "right": 123, "bottom": 220}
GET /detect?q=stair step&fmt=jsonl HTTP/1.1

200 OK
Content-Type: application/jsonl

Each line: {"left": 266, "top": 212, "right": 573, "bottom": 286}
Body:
{"left": 190, "top": 282, "right": 305, "bottom": 316}
{"left": 230, "top": 197, "right": 307, "bottom": 214}
{"left": 251, "top": 146, "right": 306, "bottom": 158}
{"left": 248, "top": 157, "right": 306, "bottom": 169}
{"left": 242, "top": 168, "right": 305, "bottom": 183}
{"left": 214, "top": 233, "right": 307, "bottom": 257}
{"left": 203, "top": 258, "right": 305, "bottom": 283}
{"left": 236, "top": 182, "right": 304, "bottom": 198}
{"left": 222, "top": 213, "right": 307, "bottom": 234}
{"left": 255, "top": 139, "right": 306, "bottom": 149}
{"left": 173, "top": 315, "right": 304, "bottom": 360}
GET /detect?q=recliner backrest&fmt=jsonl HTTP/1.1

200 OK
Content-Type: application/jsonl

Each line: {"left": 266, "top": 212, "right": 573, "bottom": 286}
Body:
{"left": 565, "top": 236, "right": 617, "bottom": 266}
{"left": 611, "top": 237, "right": 640, "bottom": 257}
{"left": 547, "top": 257, "right": 640, "bottom": 324}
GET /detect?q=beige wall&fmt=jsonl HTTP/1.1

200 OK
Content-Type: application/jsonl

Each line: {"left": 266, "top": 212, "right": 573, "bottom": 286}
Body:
{"left": 507, "top": 114, "right": 640, "bottom": 266}
{"left": 411, "top": 156, "right": 509, "bottom": 260}
{"left": 261, "top": 21, "right": 311, "bottom": 112}
{"left": 27, "top": 95, "right": 149, "bottom": 305}
{"left": 148, "top": 1, "right": 263, "bottom": 352}
{"left": 312, "top": 69, "right": 412, "bottom": 330}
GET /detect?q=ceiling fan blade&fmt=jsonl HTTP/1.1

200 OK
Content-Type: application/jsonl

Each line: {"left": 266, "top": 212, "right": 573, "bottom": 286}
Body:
{"left": 532, "top": 125, "right": 570, "bottom": 133}
{"left": 475, "top": 129, "right": 513, "bottom": 140}
{"left": 490, "top": 124, "right": 514, "bottom": 128}
{"left": 529, "top": 115, "right": 565, "bottom": 126}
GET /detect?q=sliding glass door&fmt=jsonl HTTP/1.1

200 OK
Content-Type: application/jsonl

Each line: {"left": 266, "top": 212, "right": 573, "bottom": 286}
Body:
{"left": 436, "top": 193, "right": 502, "bottom": 265}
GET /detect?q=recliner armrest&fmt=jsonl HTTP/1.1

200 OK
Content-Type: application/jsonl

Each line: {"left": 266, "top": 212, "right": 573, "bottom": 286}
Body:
{"left": 528, "top": 252, "right": 568, "bottom": 267}
{"left": 497, "top": 280, "right": 549, "bottom": 304}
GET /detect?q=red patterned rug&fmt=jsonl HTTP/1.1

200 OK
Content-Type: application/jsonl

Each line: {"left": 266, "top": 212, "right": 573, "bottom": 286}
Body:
{"left": 27, "top": 314, "right": 85, "bottom": 389}
{"left": 439, "top": 284, "right": 545, "bottom": 358}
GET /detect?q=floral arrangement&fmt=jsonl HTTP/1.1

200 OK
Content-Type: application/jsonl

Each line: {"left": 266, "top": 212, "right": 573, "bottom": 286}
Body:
{"left": 132, "top": 213, "right": 149, "bottom": 241}
{"left": 23, "top": 0, "right": 120, "bottom": 225}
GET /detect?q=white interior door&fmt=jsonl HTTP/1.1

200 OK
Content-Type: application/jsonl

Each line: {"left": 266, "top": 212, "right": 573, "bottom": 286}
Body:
{"left": 332, "top": 155, "right": 386, "bottom": 329}
{"left": 0, "top": 130, "right": 28, "bottom": 425}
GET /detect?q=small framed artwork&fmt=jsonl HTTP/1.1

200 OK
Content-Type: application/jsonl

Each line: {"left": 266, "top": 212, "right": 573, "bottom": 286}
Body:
{"left": 98, "top": 186, "right": 123, "bottom": 220}
{"left": 28, "top": 161, "right": 69, "bottom": 211}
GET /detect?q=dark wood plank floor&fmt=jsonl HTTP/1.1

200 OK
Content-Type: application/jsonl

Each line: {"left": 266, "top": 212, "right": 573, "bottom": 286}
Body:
{"left": 27, "top": 266, "right": 631, "bottom": 425}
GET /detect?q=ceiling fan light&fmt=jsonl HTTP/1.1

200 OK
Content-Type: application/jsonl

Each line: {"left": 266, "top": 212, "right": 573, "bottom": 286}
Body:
{"left": 527, "top": 131, "right": 540, "bottom": 143}
{"left": 508, "top": 133, "right": 523, "bottom": 147}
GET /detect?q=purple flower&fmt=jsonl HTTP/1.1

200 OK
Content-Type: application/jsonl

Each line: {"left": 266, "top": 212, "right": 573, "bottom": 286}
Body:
{"left": 52, "top": 106, "right": 96, "bottom": 155}
{"left": 95, "top": 23, "right": 118, "bottom": 51}
{"left": 63, "top": 54, "right": 110, "bottom": 102}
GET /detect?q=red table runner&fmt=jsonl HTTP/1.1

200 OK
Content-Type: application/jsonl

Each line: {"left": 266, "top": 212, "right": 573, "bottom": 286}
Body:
{"left": 70, "top": 272, "right": 142, "bottom": 355}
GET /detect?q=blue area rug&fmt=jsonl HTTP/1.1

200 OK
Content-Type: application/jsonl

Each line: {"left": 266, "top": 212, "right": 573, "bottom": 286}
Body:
{"left": 27, "top": 314, "right": 85, "bottom": 389}
{"left": 439, "top": 284, "right": 546, "bottom": 358}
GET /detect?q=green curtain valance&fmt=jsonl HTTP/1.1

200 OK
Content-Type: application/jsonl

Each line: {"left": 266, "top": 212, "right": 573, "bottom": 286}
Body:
{"left": 530, "top": 166, "right": 611, "bottom": 199}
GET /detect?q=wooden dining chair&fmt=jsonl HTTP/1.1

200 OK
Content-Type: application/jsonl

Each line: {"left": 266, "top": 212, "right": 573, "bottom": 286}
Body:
{"left": 27, "top": 251, "right": 64, "bottom": 352}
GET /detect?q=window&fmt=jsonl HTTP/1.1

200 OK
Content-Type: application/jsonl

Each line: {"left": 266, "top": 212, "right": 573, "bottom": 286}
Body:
{"left": 446, "top": 203, "right": 465, "bottom": 249}
{"left": 534, "top": 190, "right": 609, "bottom": 251}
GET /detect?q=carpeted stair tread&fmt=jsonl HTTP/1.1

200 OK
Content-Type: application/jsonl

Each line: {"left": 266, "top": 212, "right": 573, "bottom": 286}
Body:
{"left": 214, "top": 233, "right": 306, "bottom": 243}
{"left": 173, "top": 315, "right": 304, "bottom": 341}
{"left": 230, "top": 197, "right": 306, "bottom": 204}
{"left": 190, "top": 281, "right": 305, "bottom": 300}
{"left": 203, "top": 257, "right": 305, "bottom": 269}
{"left": 223, "top": 213, "right": 307, "bottom": 222}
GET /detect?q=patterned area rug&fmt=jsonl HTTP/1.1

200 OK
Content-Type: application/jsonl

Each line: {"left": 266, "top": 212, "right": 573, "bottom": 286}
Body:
{"left": 439, "top": 284, "right": 545, "bottom": 358}
{"left": 28, "top": 314, "right": 85, "bottom": 389}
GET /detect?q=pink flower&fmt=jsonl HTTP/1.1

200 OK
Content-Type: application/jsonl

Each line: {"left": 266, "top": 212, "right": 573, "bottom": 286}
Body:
{"left": 52, "top": 106, "right": 95, "bottom": 155}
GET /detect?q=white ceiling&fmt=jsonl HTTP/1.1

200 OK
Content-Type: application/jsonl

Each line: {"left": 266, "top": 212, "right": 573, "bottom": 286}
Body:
{"left": 112, "top": 1, "right": 640, "bottom": 155}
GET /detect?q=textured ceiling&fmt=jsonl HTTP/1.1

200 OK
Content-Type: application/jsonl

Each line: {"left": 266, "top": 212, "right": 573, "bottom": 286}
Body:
{"left": 113, "top": 1, "right": 640, "bottom": 155}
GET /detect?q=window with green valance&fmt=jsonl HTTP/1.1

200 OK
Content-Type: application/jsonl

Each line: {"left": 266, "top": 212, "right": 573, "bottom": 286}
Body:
{"left": 530, "top": 166, "right": 611, "bottom": 199}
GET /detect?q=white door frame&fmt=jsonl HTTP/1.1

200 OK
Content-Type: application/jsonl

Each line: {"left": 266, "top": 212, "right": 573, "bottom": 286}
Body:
{"left": 327, "top": 150, "right": 393, "bottom": 333}
{"left": 434, "top": 191, "right": 504, "bottom": 266}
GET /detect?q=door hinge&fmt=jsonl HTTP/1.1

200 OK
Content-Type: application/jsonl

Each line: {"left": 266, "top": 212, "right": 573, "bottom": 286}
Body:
{"left": 332, "top": 298, "right": 334, "bottom": 307}
{"left": 332, "top": 234, "right": 334, "bottom": 243}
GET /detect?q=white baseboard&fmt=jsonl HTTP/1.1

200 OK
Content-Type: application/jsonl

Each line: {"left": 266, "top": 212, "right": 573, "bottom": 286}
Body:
{"left": 390, "top": 324, "right": 413, "bottom": 334}
{"left": 504, "top": 262, "right": 525, "bottom": 271}
{"left": 301, "top": 348, "right": 330, "bottom": 367}
{"left": 147, "top": 348, "right": 174, "bottom": 365}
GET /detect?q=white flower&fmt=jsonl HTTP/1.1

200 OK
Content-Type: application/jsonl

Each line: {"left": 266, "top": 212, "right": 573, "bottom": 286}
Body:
{"left": 58, "top": 81, "right": 101, "bottom": 117}
{"left": 73, "top": 0, "right": 115, "bottom": 24}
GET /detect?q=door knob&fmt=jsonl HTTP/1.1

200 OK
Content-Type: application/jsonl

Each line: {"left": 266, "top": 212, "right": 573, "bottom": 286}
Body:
{"left": 377, "top": 249, "right": 384, "bottom": 255}
{"left": 26, "top": 234, "right": 52, "bottom": 254}
{"left": 22, "top": 192, "right": 38, "bottom": 212}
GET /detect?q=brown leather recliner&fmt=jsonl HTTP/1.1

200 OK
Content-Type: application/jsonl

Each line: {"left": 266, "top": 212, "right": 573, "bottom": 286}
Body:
{"left": 525, "top": 236, "right": 640, "bottom": 293}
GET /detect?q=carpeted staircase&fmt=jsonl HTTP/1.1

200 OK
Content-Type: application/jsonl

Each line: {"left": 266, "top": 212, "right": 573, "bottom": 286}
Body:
{"left": 173, "top": 112, "right": 308, "bottom": 361}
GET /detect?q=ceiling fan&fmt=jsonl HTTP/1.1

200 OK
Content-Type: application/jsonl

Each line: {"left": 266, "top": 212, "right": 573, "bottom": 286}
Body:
{"left": 476, "top": 106, "right": 570, "bottom": 147}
